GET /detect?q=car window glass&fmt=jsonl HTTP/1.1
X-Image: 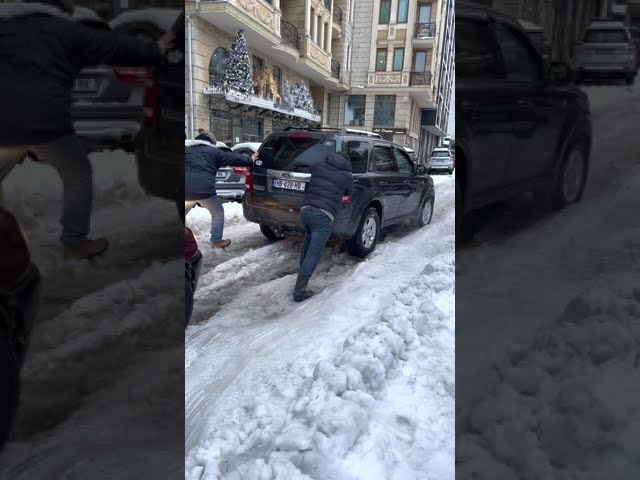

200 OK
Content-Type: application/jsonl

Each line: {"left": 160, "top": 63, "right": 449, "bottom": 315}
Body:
{"left": 345, "top": 141, "right": 370, "bottom": 174}
{"left": 584, "top": 29, "right": 627, "bottom": 43}
{"left": 456, "top": 19, "right": 503, "bottom": 79}
{"left": 393, "top": 149, "right": 413, "bottom": 174}
{"left": 373, "top": 147, "right": 397, "bottom": 173}
{"left": 494, "top": 23, "right": 541, "bottom": 82}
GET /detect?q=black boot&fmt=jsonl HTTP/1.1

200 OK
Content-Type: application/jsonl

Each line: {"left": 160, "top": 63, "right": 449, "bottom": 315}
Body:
{"left": 293, "top": 273, "right": 314, "bottom": 302}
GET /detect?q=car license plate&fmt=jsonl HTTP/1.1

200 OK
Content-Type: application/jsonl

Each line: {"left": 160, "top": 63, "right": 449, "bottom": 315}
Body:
{"left": 74, "top": 78, "right": 98, "bottom": 92}
{"left": 216, "top": 172, "right": 226, "bottom": 178}
{"left": 272, "top": 179, "right": 305, "bottom": 191}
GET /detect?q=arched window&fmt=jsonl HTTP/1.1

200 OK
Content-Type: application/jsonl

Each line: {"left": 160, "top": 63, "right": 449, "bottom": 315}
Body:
{"left": 209, "top": 48, "right": 229, "bottom": 86}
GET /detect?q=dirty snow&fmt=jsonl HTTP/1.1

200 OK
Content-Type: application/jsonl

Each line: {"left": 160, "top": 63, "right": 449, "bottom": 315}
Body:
{"left": 185, "top": 175, "right": 455, "bottom": 479}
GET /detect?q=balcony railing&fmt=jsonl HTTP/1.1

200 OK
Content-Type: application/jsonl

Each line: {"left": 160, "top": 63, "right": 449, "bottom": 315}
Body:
{"left": 331, "top": 59, "right": 341, "bottom": 79}
{"left": 281, "top": 20, "right": 300, "bottom": 50}
{"left": 333, "top": 5, "right": 342, "bottom": 25}
{"left": 414, "top": 22, "right": 436, "bottom": 39}
{"left": 323, "top": 0, "right": 331, "bottom": 11}
{"left": 410, "top": 71, "right": 432, "bottom": 86}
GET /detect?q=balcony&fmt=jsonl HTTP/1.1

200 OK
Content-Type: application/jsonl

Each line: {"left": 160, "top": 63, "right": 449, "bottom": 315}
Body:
{"left": 331, "top": 59, "right": 340, "bottom": 79}
{"left": 280, "top": 20, "right": 300, "bottom": 50}
{"left": 414, "top": 22, "right": 436, "bottom": 44}
{"left": 410, "top": 71, "right": 432, "bottom": 86}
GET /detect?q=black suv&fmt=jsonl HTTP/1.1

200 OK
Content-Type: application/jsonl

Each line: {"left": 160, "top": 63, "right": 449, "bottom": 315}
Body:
{"left": 456, "top": 2, "right": 592, "bottom": 236}
{"left": 243, "top": 128, "right": 435, "bottom": 258}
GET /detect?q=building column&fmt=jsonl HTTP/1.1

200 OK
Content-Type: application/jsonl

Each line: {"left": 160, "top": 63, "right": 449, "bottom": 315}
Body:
{"left": 320, "top": 16, "right": 325, "bottom": 49}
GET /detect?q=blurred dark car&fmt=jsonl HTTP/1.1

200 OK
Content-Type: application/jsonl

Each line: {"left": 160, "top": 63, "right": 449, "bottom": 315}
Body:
{"left": 217, "top": 142, "right": 261, "bottom": 203}
{"left": 127, "top": 10, "right": 185, "bottom": 218}
{"left": 456, "top": 1, "right": 592, "bottom": 237}
{"left": 71, "top": 7, "right": 147, "bottom": 153}
{"left": 184, "top": 226, "right": 202, "bottom": 328}
{"left": 0, "top": 207, "right": 41, "bottom": 450}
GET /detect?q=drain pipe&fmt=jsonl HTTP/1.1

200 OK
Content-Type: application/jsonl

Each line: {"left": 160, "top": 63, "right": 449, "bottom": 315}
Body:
{"left": 187, "top": 1, "right": 200, "bottom": 139}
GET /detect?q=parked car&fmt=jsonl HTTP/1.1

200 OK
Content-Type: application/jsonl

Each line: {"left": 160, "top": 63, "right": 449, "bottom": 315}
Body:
{"left": 629, "top": 26, "right": 640, "bottom": 68}
{"left": 71, "top": 7, "right": 146, "bottom": 153}
{"left": 427, "top": 147, "right": 454, "bottom": 174}
{"left": 213, "top": 142, "right": 261, "bottom": 204}
{"left": 243, "top": 127, "right": 435, "bottom": 258}
{"left": 130, "top": 10, "right": 185, "bottom": 218}
{"left": 184, "top": 225, "right": 202, "bottom": 328}
{"left": 456, "top": 1, "right": 592, "bottom": 237}
{"left": 573, "top": 20, "right": 637, "bottom": 84}
{"left": 0, "top": 207, "right": 41, "bottom": 450}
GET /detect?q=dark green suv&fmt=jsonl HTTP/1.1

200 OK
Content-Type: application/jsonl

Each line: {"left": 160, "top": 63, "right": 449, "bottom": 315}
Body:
{"left": 243, "top": 127, "right": 435, "bottom": 258}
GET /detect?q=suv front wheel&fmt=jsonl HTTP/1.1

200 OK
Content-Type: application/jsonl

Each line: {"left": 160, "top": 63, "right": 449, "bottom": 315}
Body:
{"left": 411, "top": 196, "right": 434, "bottom": 228}
{"left": 346, "top": 207, "right": 380, "bottom": 258}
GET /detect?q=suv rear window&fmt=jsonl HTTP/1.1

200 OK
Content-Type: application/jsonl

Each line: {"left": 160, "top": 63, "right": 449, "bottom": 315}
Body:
{"left": 258, "top": 135, "right": 334, "bottom": 171}
{"left": 431, "top": 150, "right": 451, "bottom": 157}
{"left": 584, "top": 29, "right": 627, "bottom": 43}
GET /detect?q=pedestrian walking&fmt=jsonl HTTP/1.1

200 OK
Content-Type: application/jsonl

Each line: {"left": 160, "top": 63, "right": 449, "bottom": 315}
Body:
{"left": 185, "top": 131, "right": 258, "bottom": 248}
{"left": 294, "top": 150, "right": 353, "bottom": 302}
{"left": 0, "top": 0, "right": 175, "bottom": 259}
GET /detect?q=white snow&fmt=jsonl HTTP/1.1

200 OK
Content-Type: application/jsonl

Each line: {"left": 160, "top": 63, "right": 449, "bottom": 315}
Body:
{"left": 456, "top": 83, "right": 640, "bottom": 476}
{"left": 185, "top": 175, "right": 455, "bottom": 479}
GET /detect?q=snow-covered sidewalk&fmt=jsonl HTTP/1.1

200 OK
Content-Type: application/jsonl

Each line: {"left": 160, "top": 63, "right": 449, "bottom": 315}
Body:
{"left": 185, "top": 175, "right": 455, "bottom": 479}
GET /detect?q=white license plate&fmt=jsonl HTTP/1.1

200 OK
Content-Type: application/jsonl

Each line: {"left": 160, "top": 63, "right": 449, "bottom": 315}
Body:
{"left": 74, "top": 78, "right": 98, "bottom": 91}
{"left": 216, "top": 172, "right": 226, "bottom": 178}
{"left": 272, "top": 179, "right": 305, "bottom": 191}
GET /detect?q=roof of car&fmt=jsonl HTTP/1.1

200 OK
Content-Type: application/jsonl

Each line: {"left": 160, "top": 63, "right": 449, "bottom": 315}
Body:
{"left": 109, "top": 8, "right": 181, "bottom": 31}
{"left": 588, "top": 21, "right": 627, "bottom": 29}
{"left": 432, "top": 147, "right": 452, "bottom": 151}
{"left": 231, "top": 142, "right": 261, "bottom": 151}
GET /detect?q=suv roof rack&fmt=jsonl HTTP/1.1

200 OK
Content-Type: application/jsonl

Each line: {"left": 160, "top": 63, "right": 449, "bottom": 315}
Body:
{"left": 281, "top": 126, "right": 382, "bottom": 139}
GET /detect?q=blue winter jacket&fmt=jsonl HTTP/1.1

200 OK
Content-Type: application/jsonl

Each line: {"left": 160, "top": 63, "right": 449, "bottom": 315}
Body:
{"left": 302, "top": 153, "right": 354, "bottom": 217}
{"left": 185, "top": 140, "right": 253, "bottom": 200}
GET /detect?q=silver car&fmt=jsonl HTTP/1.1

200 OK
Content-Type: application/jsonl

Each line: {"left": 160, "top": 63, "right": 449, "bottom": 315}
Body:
{"left": 216, "top": 142, "right": 261, "bottom": 203}
{"left": 574, "top": 21, "right": 637, "bottom": 84}
{"left": 427, "top": 147, "right": 454, "bottom": 175}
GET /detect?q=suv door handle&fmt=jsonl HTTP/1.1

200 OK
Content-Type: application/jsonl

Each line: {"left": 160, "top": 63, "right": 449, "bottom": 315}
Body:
{"left": 379, "top": 181, "right": 388, "bottom": 185}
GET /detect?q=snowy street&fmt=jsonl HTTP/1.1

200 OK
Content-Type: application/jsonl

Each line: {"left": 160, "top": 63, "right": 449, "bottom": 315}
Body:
{"left": 0, "top": 152, "right": 184, "bottom": 478}
{"left": 185, "top": 175, "right": 455, "bottom": 479}
{"left": 456, "top": 83, "right": 640, "bottom": 476}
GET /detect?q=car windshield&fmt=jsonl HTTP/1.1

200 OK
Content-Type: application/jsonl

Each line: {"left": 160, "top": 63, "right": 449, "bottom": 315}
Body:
{"left": 258, "top": 135, "right": 331, "bottom": 171}
{"left": 431, "top": 151, "right": 450, "bottom": 157}
{"left": 584, "top": 29, "right": 627, "bottom": 43}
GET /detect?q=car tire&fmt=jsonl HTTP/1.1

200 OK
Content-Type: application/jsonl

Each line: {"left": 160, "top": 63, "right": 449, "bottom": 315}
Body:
{"left": 448, "top": 169, "right": 453, "bottom": 175}
{"left": 260, "top": 224, "right": 283, "bottom": 242}
{"left": 0, "top": 326, "right": 19, "bottom": 450}
{"left": 625, "top": 74, "right": 634, "bottom": 85}
{"left": 538, "top": 141, "right": 589, "bottom": 211}
{"left": 411, "top": 196, "right": 434, "bottom": 228}
{"left": 346, "top": 207, "right": 380, "bottom": 258}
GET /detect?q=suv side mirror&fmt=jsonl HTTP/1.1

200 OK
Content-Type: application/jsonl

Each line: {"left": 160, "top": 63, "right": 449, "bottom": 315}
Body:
{"left": 547, "top": 61, "right": 570, "bottom": 84}
{"left": 416, "top": 165, "right": 427, "bottom": 175}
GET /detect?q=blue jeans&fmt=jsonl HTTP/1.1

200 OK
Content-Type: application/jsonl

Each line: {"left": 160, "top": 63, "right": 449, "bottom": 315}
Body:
{"left": 1, "top": 135, "right": 93, "bottom": 246}
{"left": 299, "top": 207, "right": 333, "bottom": 278}
{"left": 197, "top": 194, "right": 225, "bottom": 243}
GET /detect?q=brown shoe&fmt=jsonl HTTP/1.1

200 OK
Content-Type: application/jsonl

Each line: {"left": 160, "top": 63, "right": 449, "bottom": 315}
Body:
{"left": 63, "top": 238, "right": 109, "bottom": 260}
{"left": 211, "top": 239, "right": 231, "bottom": 249}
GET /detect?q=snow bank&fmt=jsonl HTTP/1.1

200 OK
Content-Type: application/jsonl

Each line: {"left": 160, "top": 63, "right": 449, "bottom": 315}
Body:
{"left": 185, "top": 254, "right": 455, "bottom": 480}
{"left": 457, "top": 277, "right": 640, "bottom": 479}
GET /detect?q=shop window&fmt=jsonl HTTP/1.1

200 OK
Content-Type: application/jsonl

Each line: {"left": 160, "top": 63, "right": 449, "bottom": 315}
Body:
{"left": 373, "top": 95, "right": 396, "bottom": 127}
{"left": 210, "top": 113, "right": 232, "bottom": 145}
{"left": 344, "top": 95, "right": 366, "bottom": 126}
{"left": 243, "top": 117, "right": 263, "bottom": 142}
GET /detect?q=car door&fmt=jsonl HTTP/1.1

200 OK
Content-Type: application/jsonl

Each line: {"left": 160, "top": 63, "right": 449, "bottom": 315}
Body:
{"left": 492, "top": 20, "right": 562, "bottom": 184}
{"left": 371, "top": 144, "right": 404, "bottom": 223}
{"left": 392, "top": 147, "right": 422, "bottom": 216}
{"left": 456, "top": 17, "right": 517, "bottom": 197}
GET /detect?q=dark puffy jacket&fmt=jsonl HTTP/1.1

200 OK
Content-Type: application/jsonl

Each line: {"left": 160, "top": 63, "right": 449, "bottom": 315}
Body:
{"left": 0, "top": 2, "right": 162, "bottom": 145}
{"left": 303, "top": 153, "right": 353, "bottom": 217}
{"left": 185, "top": 141, "right": 253, "bottom": 200}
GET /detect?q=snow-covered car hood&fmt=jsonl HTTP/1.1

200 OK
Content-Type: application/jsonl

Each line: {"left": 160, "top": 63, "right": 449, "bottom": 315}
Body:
{"left": 0, "top": 1, "right": 72, "bottom": 19}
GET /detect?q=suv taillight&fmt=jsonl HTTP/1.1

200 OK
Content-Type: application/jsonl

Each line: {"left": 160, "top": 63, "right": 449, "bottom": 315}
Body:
{"left": 341, "top": 195, "right": 352, "bottom": 204}
{"left": 245, "top": 171, "right": 253, "bottom": 191}
{"left": 113, "top": 66, "right": 150, "bottom": 84}
{"left": 232, "top": 167, "right": 248, "bottom": 174}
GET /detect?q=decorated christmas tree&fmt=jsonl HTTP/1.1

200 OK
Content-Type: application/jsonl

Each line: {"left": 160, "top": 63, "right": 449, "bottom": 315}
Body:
{"left": 278, "top": 79, "right": 295, "bottom": 111}
{"left": 223, "top": 30, "right": 253, "bottom": 95}
{"left": 292, "top": 82, "right": 318, "bottom": 114}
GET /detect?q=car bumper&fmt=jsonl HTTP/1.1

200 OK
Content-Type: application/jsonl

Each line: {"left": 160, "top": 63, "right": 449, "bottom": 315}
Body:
{"left": 0, "top": 263, "right": 41, "bottom": 367}
{"left": 74, "top": 120, "right": 140, "bottom": 151}
{"left": 216, "top": 187, "right": 245, "bottom": 202}
{"left": 243, "top": 198, "right": 355, "bottom": 239}
{"left": 428, "top": 163, "right": 453, "bottom": 171}
{"left": 134, "top": 127, "right": 183, "bottom": 201}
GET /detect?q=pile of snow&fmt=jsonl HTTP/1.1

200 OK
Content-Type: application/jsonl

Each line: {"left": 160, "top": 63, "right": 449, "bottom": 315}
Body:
{"left": 457, "top": 277, "right": 640, "bottom": 479}
{"left": 582, "top": 84, "right": 640, "bottom": 114}
{"left": 185, "top": 255, "right": 455, "bottom": 480}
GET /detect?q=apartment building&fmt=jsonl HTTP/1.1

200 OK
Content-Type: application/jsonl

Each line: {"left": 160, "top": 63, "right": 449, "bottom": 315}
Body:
{"left": 185, "top": 0, "right": 354, "bottom": 144}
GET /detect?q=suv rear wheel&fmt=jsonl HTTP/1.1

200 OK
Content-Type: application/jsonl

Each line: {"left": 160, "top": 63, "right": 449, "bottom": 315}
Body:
{"left": 346, "top": 207, "right": 380, "bottom": 258}
{"left": 260, "top": 224, "right": 284, "bottom": 242}
{"left": 0, "top": 326, "right": 19, "bottom": 449}
{"left": 411, "top": 196, "right": 434, "bottom": 228}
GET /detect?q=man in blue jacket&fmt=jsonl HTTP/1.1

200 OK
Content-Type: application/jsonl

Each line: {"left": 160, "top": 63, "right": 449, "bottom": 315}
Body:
{"left": 0, "top": 0, "right": 175, "bottom": 259}
{"left": 185, "top": 132, "right": 258, "bottom": 248}
{"left": 294, "top": 150, "right": 353, "bottom": 302}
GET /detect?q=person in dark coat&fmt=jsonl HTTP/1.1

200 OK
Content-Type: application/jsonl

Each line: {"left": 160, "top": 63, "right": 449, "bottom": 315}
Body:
{"left": 294, "top": 150, "right": 353, "bottom": 302}
{"left": 0, "top": 0, "right": 175, "bottom": 259}
{"left": 185, "top": 131, "right": 259, "bottom": 248}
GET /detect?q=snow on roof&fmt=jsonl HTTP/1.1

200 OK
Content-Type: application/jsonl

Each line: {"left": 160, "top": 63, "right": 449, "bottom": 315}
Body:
{"left": 109, "top": 9, "right": 181, "bottom": 31}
